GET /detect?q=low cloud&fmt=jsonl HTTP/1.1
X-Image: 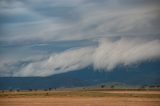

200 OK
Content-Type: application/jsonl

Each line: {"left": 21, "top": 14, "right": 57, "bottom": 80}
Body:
{"left": 93, "top": 37, "right": 160, "bottom": 70}
{"left": 1, "top": 37, "right": 160, "bottom": 77}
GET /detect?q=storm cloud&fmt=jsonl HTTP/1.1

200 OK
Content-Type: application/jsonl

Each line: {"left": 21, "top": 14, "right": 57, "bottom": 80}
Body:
{"left": 0, "top": 0, "right": 160, "bottom": 42}
{"left": 0, "top": 0, "right": 160, "bottom": 76}
{"left": 0, "top": 37, "right": 160, "bottom": 76}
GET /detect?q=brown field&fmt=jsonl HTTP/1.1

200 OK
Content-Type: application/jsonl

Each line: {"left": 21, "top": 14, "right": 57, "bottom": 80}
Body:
{"left": 0, "top": 90, "right": 160, "bottom": 106}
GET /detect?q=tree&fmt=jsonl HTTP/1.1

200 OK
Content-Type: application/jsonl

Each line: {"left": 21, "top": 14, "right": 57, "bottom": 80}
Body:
{"left": 29, "top": 89, "right": 32, "bottom": 91}
{"left": 17, "top": 89, "right": 20, "bottom": 92}
{"left": 110, "top": 85, "right": 114, "bottom": 89}
{"left": 101, "top": 85, "right": 105, "bottom": 88}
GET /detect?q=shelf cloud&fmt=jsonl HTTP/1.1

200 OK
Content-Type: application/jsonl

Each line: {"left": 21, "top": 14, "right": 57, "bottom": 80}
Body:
{"left": 0, "top": 0, "right": 160, "bottom": 76}
{"left": 1, "top": 37, "right": 160, "bottom": 77}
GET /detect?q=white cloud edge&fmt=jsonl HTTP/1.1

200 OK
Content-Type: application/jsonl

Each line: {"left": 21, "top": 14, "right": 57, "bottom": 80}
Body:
{"left": 1, "top": 37, "right": 160, "bottom": 77}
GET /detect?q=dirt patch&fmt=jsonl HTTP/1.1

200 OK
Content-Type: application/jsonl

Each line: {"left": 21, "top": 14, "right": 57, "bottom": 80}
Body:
{"left": 101, "top": 91, "right": 160, "bottom": 94}
{"left": 0, "top": 97, "right": 160, "bottom": 106}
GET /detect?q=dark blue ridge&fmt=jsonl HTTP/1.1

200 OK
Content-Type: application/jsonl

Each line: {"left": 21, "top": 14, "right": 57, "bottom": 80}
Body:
{"left": 0, "top": 60, "right": 160, "bottom": 90}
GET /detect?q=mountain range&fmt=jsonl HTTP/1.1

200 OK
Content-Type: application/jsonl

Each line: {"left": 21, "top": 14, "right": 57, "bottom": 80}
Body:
{"left": 0, "top": 60, "right": 159, "bottom": 90}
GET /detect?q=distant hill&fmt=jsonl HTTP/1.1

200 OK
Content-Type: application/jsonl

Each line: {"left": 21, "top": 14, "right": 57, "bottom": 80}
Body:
{"left": 0, "top": 60, "right": 159, "bottom": 90}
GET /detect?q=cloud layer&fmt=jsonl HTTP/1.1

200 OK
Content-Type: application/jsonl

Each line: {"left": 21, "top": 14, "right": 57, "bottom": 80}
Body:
{"left": 0, "top": 0, "right": 160, "bottom": 77}
{"left": 0, "top": 0, "right": 160, "bottom": 43}
{"left": 1, "top": 38, "right": 160, "bottom": 77}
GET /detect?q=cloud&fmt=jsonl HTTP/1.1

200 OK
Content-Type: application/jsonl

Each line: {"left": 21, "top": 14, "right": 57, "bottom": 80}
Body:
{"left": 93, "top": 37, "right": 160, "bottom": 70}
{"left": 1, "top": 37, "right": 160, "bottom": 77}
{"left": 0, "top": 0, "right": 160, "bottom": 43}
{"left": 0, "top": 0, "right": 160, "bottom": 77}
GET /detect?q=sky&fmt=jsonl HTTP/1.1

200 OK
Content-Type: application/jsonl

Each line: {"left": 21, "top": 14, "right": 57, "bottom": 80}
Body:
{"left": 0, "top": 0, "right": 160, "bottom": 77}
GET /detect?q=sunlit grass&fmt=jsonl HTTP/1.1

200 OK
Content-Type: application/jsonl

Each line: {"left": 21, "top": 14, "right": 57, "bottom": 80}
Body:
{"left": 0, "top": 89, "right": 160, "bottom": 98}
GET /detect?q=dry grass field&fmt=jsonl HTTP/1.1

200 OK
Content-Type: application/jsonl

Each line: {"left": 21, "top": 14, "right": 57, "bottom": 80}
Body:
{"left": 0, "top": 89, "right": 160, "bottom": 106}
{"left": 1, "top": 97, "right": 160, "bottom": 106}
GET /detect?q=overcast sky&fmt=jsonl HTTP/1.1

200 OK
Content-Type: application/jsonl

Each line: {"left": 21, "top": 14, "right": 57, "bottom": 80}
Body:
{"left": 0, "top": 0, "right": 160, "bottom": 76}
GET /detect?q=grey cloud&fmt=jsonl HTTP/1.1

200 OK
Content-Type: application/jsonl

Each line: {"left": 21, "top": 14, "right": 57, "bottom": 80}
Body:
{"left": 0, "top": 0, "right": 160, "bottom": 43}
{"left": 1, "top": 37, "right": 160, "bottom": 77}
{"left": 32, "top": 6, "right": 80, "bottom": 22}
{"left": 0, "top": 0, "right": 160, "bottom": 77}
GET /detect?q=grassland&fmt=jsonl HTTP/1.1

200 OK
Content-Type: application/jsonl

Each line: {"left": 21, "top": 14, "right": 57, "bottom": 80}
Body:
{"left": 0, "top": 89, "right": 160, "bottom": 98}
{"left": 0, "top": 89, "right": 160, "bottom": 106}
